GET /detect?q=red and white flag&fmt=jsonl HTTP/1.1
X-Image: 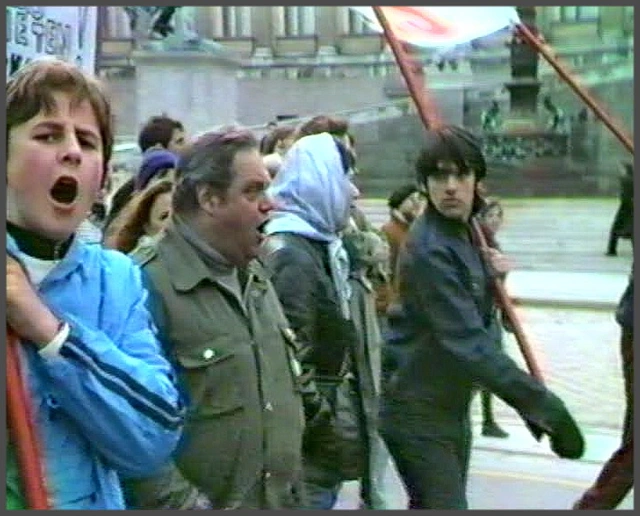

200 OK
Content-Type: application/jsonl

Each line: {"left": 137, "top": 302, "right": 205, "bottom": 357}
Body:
{"left": 349, "top": 6, "right": 519, "bottom": 49}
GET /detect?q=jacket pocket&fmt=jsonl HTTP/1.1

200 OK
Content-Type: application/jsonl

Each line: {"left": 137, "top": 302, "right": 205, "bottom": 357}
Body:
{"left": 174, "top": 340, "right": 244, "bottom": 418}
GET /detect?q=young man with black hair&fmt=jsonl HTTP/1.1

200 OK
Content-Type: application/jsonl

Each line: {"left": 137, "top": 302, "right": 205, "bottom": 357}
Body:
{"left": 380, "top": 125, "right": 585, "bottom": 509}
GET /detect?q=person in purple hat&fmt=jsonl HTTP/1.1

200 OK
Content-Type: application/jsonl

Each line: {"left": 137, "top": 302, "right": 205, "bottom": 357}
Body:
{"left": 135, "top": 148, "right": 178, "bottom": 192}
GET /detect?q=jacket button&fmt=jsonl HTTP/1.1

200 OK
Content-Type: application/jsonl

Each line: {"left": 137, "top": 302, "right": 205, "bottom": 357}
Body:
{"left": 264, "top": 471, "right": 271, "bottom": 479}
{"left": 264, "top": 402, "right": 273, "bottom": 412}
{"left": 203, "top": 349, "right": 215, "bottom": 360}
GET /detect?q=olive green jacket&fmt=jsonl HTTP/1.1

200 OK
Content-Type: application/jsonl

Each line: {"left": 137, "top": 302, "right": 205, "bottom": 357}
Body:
{"left": 131, "top": 226, "right": 305, "bottom": 509}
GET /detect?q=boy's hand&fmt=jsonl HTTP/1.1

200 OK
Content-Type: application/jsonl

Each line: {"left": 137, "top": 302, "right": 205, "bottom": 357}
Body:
{"left": 7, "top": 256, "right": 61, "bottom": 347}
{"left": 483, "top": 248, "right": 513, "bottom": 276}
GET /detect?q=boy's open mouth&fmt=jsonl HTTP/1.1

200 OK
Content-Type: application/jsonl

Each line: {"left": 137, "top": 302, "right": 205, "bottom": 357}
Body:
{"left": 50, "top": 176, "right": 79, "bottom": 206}
{"left": 257, "top": 219, "right": 268, "bottom": 235}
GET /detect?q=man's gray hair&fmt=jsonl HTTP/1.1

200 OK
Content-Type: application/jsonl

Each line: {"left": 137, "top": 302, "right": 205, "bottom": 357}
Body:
{"left": 172, "top": 127, "right": 258, "bottom": 214}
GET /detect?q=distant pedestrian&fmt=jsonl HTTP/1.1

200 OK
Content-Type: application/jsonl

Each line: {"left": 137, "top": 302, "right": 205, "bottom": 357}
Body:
{"left": 606, "top": 162, "right": 633, "bottom": 257}
{"left": 480, "top": 100, "right": 502, "bottom": 132}
{"left": 543, "top": 95, "right": 567, "bottom": 133}
{"left": 477, "top": 198, "right": 509, "bottom": 439}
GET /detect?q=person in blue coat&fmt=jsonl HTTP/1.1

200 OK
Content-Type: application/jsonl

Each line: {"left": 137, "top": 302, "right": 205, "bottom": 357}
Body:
{"left": 6, "top": 58, "right": 184, "bottom": 509}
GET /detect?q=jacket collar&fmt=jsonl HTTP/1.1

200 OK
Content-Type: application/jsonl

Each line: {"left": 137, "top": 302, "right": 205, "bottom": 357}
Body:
{"left": 422, "top": 207, "right": 470, "bottom": 238}
{"left": 6, "top": 232, "right": 88, "bottom": 286}
{"left": 157, "top": 224, "right": 272, "bottom": 293}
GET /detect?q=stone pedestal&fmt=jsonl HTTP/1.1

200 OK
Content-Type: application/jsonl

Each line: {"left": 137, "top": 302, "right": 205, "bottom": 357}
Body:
{"left": 132, "top": 46, "right": 242, "bottom": 135}
{"left": 504, "top": 80, "right": 542, "bottom": 120}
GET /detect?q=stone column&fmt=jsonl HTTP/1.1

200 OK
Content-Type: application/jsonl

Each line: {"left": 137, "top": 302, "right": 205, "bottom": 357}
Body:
{"left": 132, "top": 48, "right": 241, "bottom": 134}
{"left": 251, "top": 6, "right": 273, "bottom": 56}
{"left": 506, "top": 6, "right": 541, "bottom": 116}
{"left": 317, "top": 6, "right": 337, "bottom": 54}
{"left": 598, "top": 7, "right": 626, "bottom": 42}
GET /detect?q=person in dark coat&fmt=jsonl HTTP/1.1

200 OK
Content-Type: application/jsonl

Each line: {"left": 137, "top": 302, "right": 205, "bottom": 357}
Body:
{"left": 379, "top": 125, "right": 585, "bottom": 509}
{"left": 573, "top": 266, "right": 634, "bottom": 509}
{"left": 343, "top": 211, "right": 400, "bottom": 509}
{"left": 261, "top": 132, "right": 366, "bottom": 509}
{"left": 606, "top": 162, "right": 633, "bottom": 256}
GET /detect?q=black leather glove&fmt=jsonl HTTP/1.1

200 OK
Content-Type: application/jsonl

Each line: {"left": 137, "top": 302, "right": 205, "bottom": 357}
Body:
{"left": 547, "top": 405, "right": 585, "bottom": 459}
{"left": 525, "top": 392, "right": 585, "bottom": 460}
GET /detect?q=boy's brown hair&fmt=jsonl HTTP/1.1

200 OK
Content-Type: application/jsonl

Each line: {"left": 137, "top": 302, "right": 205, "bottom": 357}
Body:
{"left": 6, "top": 59, "right": 114, "bottom": 183}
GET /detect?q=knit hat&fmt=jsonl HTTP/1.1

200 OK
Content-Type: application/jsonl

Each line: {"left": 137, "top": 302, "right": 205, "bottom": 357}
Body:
{"left": 136, "top": 148, "right": 177, "bottom": 191}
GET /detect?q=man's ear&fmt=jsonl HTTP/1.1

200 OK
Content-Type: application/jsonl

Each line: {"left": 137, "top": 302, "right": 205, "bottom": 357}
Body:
{"left": 196, "top": 184, "right": 219, "bottom": 217}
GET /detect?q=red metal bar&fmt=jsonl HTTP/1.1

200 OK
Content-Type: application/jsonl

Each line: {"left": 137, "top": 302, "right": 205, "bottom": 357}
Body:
{"left": 515, "top": 22, "right": 633, "bottom": 155}
{"left": 371, "top": 6, "right": 442, "bottom": 130}
{"left": 7, "top": 328, "right": 51, "bottom": 509}
{"left": 372, "top": 5, "right": 545, "bottom": 382}
{"left": 469, "top": 222, "right": 544, "bottom": 381}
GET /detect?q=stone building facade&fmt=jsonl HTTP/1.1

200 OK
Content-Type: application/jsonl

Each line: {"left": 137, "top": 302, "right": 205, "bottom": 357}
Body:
{"left": 99, "top": 6, "right": 634, "bottom": 196}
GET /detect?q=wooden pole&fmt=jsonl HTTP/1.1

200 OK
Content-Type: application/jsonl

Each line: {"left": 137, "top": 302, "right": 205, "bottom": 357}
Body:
{"left": 515, "top": 22, "right": 633, "bottom": 155}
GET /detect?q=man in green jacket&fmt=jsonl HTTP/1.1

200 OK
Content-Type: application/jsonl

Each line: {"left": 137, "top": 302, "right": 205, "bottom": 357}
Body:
{"left": 127, "top": 128, "right": 307, "bottom": 509}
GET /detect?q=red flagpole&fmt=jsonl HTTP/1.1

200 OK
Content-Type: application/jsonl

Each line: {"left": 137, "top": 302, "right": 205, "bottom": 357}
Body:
{"left": 7, "top": 328, "right": 51, "bottom": 509}
{"left": 372, "top": 6, "right": 545, "bottom": 382}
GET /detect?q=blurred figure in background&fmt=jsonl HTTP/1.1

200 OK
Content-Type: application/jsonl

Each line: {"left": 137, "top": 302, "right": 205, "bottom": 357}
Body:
{"left": 343, "top": 215, "right": 399, "bottom": 510}
{"left": 261, "top": 126, "right": 296, "bottom": 179}
{"left": 103, "top": 148, "right": 177, "bottom": 239}
{"left": 380, "top": 184, "right": 426, "bottom": 299}
{"left": 606, "top": 162, "right": 633, "bottom": 257}
{"left": 476, "top": 198, "right": 510, "bottom": 439}
{"left": 103, "top": 115, "right": 185, "bottom": 233}
{"left": 104, "top": 179, "right": 173, "bottom": 256}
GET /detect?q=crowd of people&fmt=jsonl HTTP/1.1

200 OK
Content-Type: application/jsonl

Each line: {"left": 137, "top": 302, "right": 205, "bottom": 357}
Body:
{"left": 6, "top": 58, "right": 633, "bottom": 510}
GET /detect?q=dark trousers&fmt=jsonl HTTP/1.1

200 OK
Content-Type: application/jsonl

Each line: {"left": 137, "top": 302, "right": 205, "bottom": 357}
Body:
{"left": 574, "top": 328, "right": 633, "bottom": 509}
{"left": 607, "top": 202, "right": 632, "bottom": 254}
{"left": 380, "top": 413, "right": 472, "bottom": 509}
{"left": 481, "top": 389, "right": 495, "bottom": 425}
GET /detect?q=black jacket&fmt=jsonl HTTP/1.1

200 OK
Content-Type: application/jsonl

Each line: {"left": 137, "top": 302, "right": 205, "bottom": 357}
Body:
{"left": 261, "top": 232, "right": 367, "bottom": 484}
{"left": 383, "top": 209, "right": 573, "bottom": 436}
{"left": 261, "top": 232, "right": 357, "bottom": 378}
